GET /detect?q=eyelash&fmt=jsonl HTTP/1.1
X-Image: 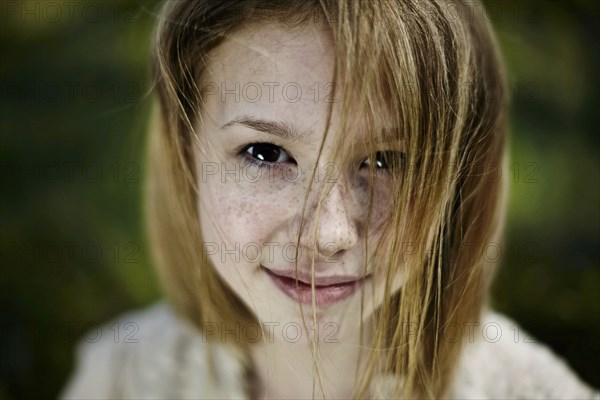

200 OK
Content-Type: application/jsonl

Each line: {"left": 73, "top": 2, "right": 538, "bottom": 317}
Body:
{"left": 238, "top": 142, "right": 296, "bottom": 170}
{"left": 237, "top": 142, "right": 403, "bottom": 174}
{"left": 360, "top": 151, "right": 405, "bottom": 174}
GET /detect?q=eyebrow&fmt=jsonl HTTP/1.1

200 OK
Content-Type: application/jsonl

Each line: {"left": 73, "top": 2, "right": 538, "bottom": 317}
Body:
{"left": 221, "top": 115, "right": 403, "bottom": 147}
{"left": 221, "top": 115, "right": 309, "bottom": 143}
{"left": 379, "top": 128, "right": 403, "bottom": 143}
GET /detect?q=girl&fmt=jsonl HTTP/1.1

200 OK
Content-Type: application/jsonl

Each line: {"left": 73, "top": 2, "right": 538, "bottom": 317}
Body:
{"left": 62, "top": 0, "right": 599, "bottom": 398}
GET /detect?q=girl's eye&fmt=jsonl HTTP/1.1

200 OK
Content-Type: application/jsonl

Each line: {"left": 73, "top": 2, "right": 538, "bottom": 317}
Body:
{"left": 361, "top": 150, "right": 404, "bottom": 171}
{"left": 243, "top": 143, "right": 294, "bottom": 164}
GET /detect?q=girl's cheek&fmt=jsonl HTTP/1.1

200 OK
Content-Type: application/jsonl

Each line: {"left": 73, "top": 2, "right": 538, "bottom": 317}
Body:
{"left": 372, "top": 182, "right": 394, "bottom": 229}
{"left": 205, "top": 165, "right": 302, "bottom": 239}
{"left": 350, "top": 175, "right": 394, "bottom": 231}
{"left": 233, "top": 163, "right": 306, "bottom": 205}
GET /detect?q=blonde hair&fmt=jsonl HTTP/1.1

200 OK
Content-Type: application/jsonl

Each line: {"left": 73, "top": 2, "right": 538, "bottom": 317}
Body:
{"left": 145, "top": 0, "right": 508, "bottom": 398}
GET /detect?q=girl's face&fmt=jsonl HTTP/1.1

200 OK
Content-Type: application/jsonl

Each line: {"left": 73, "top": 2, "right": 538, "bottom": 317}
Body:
{"left": 196, "top": 22, "right": 403, "bottom": 338}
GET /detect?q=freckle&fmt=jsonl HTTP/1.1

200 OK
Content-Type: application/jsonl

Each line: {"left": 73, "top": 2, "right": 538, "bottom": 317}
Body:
{"left": 236, "top": 201, "right": 248, "bottom": 218}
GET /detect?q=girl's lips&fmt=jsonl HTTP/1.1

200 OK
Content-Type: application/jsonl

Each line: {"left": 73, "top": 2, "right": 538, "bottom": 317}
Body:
{"left": 262, "top": 266, "right": 368, "bottom": 306}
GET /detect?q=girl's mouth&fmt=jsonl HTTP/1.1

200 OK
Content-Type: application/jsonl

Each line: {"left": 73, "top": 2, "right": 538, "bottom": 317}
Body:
{"left": 261, "top": 266, "right": 368, "bottom": 306}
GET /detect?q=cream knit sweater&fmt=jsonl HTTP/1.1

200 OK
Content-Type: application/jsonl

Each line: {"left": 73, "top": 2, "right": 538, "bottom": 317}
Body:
{"left": 61, "top": 301, "right": 599, "bottom": 399}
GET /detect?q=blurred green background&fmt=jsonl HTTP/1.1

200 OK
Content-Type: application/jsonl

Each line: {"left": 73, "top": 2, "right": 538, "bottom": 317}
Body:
{"left": 0, "top": 0, "right": 598, "bottom": 398}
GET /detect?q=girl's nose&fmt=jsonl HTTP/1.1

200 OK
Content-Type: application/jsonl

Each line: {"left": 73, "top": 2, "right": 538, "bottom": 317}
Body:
{"left": 292, "top": 179, "right": 359, "bottom": 257}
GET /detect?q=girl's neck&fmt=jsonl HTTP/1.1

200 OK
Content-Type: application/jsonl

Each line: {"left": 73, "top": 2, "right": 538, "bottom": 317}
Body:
{"left": 249, "top": 320, "right": 372, "bottom": 399}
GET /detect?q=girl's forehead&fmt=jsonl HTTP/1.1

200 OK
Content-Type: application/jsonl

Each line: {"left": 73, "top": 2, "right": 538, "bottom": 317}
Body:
{"left": 200, "top": 23, "right": 396, "bottom": 144}
{"left": 200, "top": 23, "right": 339, "bottom": 140}
{"left": 208, "top": 22, "right": 335, "bottom": 79}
